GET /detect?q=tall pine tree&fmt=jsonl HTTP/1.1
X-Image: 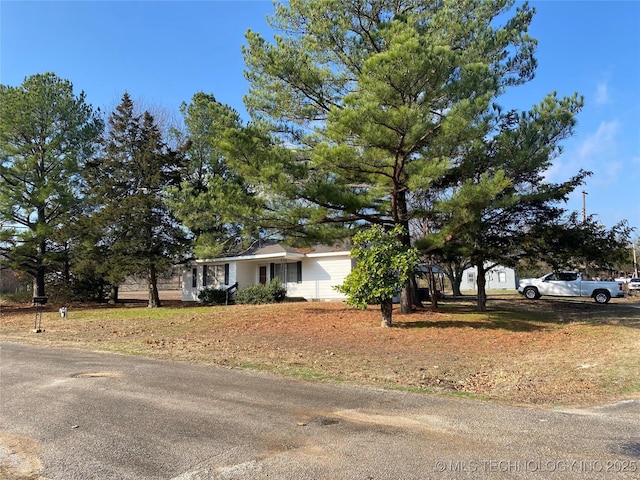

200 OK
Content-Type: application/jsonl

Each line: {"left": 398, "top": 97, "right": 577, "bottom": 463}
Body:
{"left": 242, "top": 0, "right": 538, "bottom": 312}
{"left": 83, "top": 93, "right": 189, "bottom": 307}
{"left": 0, "top": 73, "right": 103, "bottom": 298}
{"left": 418, "top": 95, "right": 589, "bottom": 311}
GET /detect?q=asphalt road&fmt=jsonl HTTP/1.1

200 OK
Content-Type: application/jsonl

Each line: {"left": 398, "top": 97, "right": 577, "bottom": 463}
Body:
{"left": 1, "top": 342, "right": 638, "bottom": 480}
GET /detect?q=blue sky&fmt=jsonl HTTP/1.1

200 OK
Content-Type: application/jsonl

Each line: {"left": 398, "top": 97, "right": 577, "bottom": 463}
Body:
{"left": 1, "top": 0, "right": 639, "bottom": 238}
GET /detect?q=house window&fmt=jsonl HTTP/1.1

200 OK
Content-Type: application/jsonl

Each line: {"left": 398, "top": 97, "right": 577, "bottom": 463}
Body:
{"left": 212, "top": 264, "right": 227, "bottom": 285}
{"left": 294, "top": 261, "right": 302, "bottom": 283}
{"left": 192, "top": 268, "right": 197, "bottom": 288}
{"left": 467, "top": 272, "right": 476, "bottom": 285}
{"left": 203, "top": 264, "right": 229, "bottom": 287}
{"left": 271, "top": 261, "right": 302, "bottom": 283}
{"left": 498, "top": 271, "right": 507, "bottom": 283}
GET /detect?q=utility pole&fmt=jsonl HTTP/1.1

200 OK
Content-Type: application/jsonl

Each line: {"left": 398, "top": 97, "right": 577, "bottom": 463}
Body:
{"left": 633, "top": 243, "right": 638, "bottom": 278}
{"left": 580, "top": 191, "right": 589, "bottom": 278}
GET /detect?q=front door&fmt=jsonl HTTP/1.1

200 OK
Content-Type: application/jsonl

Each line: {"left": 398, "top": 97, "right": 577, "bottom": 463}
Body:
{"left": 259, "top": 266, "right": 267, "bottom": 285}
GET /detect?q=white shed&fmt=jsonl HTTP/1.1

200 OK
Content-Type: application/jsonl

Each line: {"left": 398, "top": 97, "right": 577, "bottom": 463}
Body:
{"left": 459, "top": 264, "right": 518, "bottom": 291}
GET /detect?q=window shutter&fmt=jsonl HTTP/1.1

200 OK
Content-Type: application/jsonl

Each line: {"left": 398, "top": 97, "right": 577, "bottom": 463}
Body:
{"left": 203, "top": 265, "right": 208, "bottom": 287}
{"left": 270, "top": 263, "right": 274, "bottom": 280}
{"left": 296, "top": 261, "right": 302, "bottom": 283}
{"left": 192, "top": 268, "right": 197, "bottom": 288}
{"left": 224, "top": 263, "right": 229, "bottom": 285}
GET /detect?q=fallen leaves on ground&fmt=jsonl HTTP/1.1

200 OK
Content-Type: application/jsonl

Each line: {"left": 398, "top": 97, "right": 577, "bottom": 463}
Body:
{"left": 1, "top": 293, "right": 639, "bottom": 407}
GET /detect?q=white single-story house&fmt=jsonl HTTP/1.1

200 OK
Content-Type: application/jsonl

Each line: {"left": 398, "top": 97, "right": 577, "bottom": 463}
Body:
{"left": 459, "top": 264, "right": 518, "bottom": 291}
{"left": 182, "top": 243, "right": 354, "bottom": 302}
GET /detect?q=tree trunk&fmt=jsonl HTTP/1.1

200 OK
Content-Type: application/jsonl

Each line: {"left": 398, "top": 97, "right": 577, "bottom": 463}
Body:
{"left": 393, "top": 186, "right": 413, "bottom": 314}
{"left": 400, "top": 284, "right": 413, "bottom": 314}
{"left": 444, "top": 260, "right": 466, "bottom": 297}
{"left": 451, "top": 277, "right": 463, "bottom": 297}
{"left": 109, "top": 285, "right": 119, "bottom": 304}
{"left": 428, "top": 266, "right": 439, "bottom": 310}
{"left": 147, "top": 264, "right": 161, "bottom": 308}
{"left": 476, "top": 261, "right": 487, "bottom": 312}
{"left": 33, "top": 236, "right": 47, "bottom": 297}
{"left": 409, "top": 274, "right": 422, "bottom": 308}
{"left": 31, "top": 204, "right": 47, "bottom": 298}
{"left": 63, "top": 242, "right": 71, "bottom": 284}
{"left": 380, "top": 298, "right": 393, "bottom": 327}
{"left": 33, "top": 266, "right": 46, "bottom": 297}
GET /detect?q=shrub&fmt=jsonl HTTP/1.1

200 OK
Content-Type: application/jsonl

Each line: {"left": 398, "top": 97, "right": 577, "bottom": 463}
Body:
{"left": 198, "top": 287, "right": 229, "bottom": 306}
{"left": 0, "top": 290, "right": 33, "bottom": 304}
{"left": 236, "top": 279, "right": 286, "bottom": 304}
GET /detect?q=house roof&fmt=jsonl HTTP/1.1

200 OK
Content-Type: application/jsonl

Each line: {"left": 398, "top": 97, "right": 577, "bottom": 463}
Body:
{"left": 196, "top": 241, "right": 352, "bottom": 264}
{"left": 247, "top": 243, "right": 301, "bottom": 256}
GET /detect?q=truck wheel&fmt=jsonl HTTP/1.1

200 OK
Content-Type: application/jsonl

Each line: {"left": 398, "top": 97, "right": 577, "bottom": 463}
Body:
{"left": 593, "top": 290, "right": 610, "bottom": 304}
{"left": 523, "top": 287, "right": 540, "bottom": 300}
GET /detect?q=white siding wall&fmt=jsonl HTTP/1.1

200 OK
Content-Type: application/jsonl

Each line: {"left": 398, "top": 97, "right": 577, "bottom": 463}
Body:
{"left": 287, "top": 255, "right": 351, "bottom": 300}
{"left": 235, "top": 262, "right": 257, "bottom": 289}
{"left": 460, "top": 265, "right": 518, "bottom": 290}
{"left": 228, "top": 262, "right": 238, "bottom": 287}
{"left": 182, "top": 268, "right": 198, "bottom": 301}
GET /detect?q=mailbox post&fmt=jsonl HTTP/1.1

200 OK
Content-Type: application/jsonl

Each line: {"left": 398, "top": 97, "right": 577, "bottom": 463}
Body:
{"left": 32, "top": 296, "right": 48, "bottom": 332}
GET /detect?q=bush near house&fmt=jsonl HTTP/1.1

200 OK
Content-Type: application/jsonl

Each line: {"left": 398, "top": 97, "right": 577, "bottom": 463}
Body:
{"left": 197, "top": 287, "right": 229, "bottom": 306}
{"left": 236, "top": 279, "right": 286, "bottom": 304}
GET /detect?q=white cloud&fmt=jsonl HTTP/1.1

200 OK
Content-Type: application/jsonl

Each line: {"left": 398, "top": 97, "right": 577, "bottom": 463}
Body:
{"left": 594, "top": 81, "right": 610, "bottom": 105}
{"left": 577, "top": 120, "right": 619, "bottom": 160}
{"left": 546, "top": 120, "right": 621, "bottom": 185}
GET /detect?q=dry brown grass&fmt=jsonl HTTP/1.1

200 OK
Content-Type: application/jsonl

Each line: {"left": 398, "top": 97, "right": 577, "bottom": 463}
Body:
{"left": 1, "top": 293, "right": 639, "bottom": 407}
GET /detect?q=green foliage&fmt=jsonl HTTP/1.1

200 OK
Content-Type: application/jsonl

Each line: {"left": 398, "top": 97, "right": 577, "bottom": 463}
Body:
{"left": 335, "top": 225, "right": 420, "bottom": 310}
{"left": 197, "top": 287, "right": 229, "bottom": 306}
{"left": 242, "top": 0, "right": 538, "bottom": 238}
{"left": 166, "top": 92, "right": 263, "bottom": 258}
{"left": 416, "top": 92, "right": 588, "bottom": 311}
{"left": 0, "top": 290, "right": 33, "bottom": 304}
{"left": 236, "top": 279, "right": 287, "bottom": 305}
{"left": 242, "top": 0, "right": 544, "bottom": 314}
{"left": 81, "top": 93, "right": 190, "bottom": 306}
{"left": 45, "top": 274, "right": 110, "bottom": 303}
{"left": 524, "top": 212, "right": 633, "bottom": 273}
{"left": 0, "top": 73, "right": 103, "bottom": 296}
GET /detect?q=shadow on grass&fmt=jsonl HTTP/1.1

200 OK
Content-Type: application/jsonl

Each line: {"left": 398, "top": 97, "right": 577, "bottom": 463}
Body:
{"left": 284, "top": 296, "right": 640, "bottom": 331}
{"left": 413, "top": 295, "right": 640, "bottom": 330}
{"left": 393, "top": 317, "right": 548, "bottom": 332}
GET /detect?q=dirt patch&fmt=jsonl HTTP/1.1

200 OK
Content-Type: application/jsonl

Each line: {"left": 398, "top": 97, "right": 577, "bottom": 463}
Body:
{"left": 1, "top": 294, "right": 639, "bottom": 407}
{"left": 0, "top": 431, "right": 44, "bottom": 480}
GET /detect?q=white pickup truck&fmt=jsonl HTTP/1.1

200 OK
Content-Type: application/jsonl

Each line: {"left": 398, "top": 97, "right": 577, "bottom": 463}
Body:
{"left": 518, "top": 272, "right": 625, "bottom": 304}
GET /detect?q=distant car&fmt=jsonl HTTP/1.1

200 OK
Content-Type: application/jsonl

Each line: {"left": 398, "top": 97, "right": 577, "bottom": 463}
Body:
{"left": 518, "top": 272, "right": 624, "bottom": 304}
{"left": 628, "top": 278, "right": 640, "bottom": 292}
